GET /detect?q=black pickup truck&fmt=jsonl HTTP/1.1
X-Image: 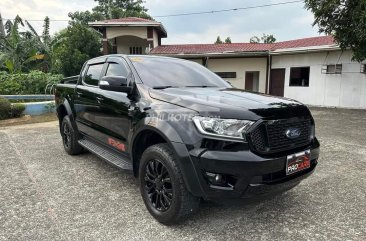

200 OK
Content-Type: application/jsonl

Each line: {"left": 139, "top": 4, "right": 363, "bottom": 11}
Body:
{"left": 55, "top": 55, "right": 320, "bottom": 224}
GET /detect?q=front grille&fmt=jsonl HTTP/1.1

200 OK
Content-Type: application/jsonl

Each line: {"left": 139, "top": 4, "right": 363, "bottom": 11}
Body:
{"left": 249, "top": 118, "right": 312, "bottom": 153}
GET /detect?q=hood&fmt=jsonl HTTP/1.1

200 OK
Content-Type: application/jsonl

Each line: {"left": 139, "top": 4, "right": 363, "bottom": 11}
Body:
{"left": 149, "top": 87, "right": 310, "bottom": 120}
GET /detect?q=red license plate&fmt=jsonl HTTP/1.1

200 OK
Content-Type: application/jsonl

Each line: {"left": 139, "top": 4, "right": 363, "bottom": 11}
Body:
{"left": 286, "top": 150, "right": 311, "bottom": 175}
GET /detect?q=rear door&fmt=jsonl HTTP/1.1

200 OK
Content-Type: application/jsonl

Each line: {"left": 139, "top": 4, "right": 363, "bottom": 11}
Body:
{"left": 95, "top": 57, "right": 134, "bottom": 153}
{"left": 74, "top": 58, "right": 107, "bottom": 139}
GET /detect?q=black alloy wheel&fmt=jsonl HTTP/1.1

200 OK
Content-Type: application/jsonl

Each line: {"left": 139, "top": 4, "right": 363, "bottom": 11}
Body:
{"left": 139, "top": 143, "right": 200, "bottom": 225}
{"left": 144, "top": 159, "right": 173, "bottom": 212}
{"left": 62, "top": 121, "right": 71, "bottom": 149}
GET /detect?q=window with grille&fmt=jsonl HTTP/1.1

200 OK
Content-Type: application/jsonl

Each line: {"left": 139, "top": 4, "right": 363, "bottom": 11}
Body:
{"left": 129, "top": 47, "right": 143, "bottom": 55}
{"left": 322, "top": 64, "right": 342, "bottom": 74}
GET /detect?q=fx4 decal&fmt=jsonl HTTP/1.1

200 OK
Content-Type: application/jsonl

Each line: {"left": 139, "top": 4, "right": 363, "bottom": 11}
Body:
{"left": 108, "top": 138, "right": 126, "bottom": 152}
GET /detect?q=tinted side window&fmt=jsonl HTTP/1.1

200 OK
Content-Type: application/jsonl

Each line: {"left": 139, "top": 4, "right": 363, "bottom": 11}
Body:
{"left": 106, "top": 63, "right": 128, "bottom": 77}
{"left": 84, "top": 64, "right": 104, "bottom": 86}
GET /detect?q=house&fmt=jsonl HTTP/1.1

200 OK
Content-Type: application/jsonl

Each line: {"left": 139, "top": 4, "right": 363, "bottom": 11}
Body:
{"left": 89, "top": 17, "right": 366, "bottom": 109}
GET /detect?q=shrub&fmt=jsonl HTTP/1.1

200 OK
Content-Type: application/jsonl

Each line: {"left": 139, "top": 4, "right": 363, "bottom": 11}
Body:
{"left": 44, "top": 102, "right": 56, "bottom": 113}
{"left": 0, "top": 97, "right": 11, "bottom": 120}
{"left": 0, "top": 71, "right": 63, "bottom": 95}
{"left": 11, "top": 103, "right": 26, "bottom": 118}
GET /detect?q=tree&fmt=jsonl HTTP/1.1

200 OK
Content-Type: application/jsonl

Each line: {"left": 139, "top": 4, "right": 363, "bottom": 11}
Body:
{"left": 23, "top": 16, "right": 54, "bottom": 72}
{"left": 304, "top": 0, "right": 366, "bottom": 62}
{"left": 215, "top": 36, "right": 223, "bottom": 44}
{"left": 261, "top": 34, "right": 276, "bottom": 44}
{"left": 36, "top": 16, "right": 53, "bottom": 72}
{"left": 224, "top": 37, "right": 232, "bottom": 44}
{"left": 249, "top": 36, "right": 260, "bottom": 43}
{"left": 68, "top": 11, "right": 105, "bottom": 25}
{"left": 0, "top": 15, "right": 48, "bottom": 73}
{"left": 69, "top": 0, "right": 153, "bottom": 24}
{"left": 52, "top": 23, "right": 101, "bottom": 76}
{"left": 0, "top": 13, "right": 5, "bottom": 36}
{"left": 42, "top": 17, "right": 51, "bottom": 45}
{"left": 249, "top": 34, "right": 276, "bottom": 43}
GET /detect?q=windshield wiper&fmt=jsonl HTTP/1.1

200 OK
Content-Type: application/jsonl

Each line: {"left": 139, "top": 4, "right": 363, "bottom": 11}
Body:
{"left": 152, "top": 86, "right": 176, "bottom": 89}
{"left": 153, "top": 85, "right": 216, "bottom": 89}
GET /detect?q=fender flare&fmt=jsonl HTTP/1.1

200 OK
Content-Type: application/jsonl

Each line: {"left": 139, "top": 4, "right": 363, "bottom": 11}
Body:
{"left": 130, "top": 117, "right": 183, "bottom": 146}
{"left": 57, "top": 98, "right": 74, "bottom": 120}
{"left": 56, "top": 98, "right": 78, "bottom": 132}
{"left": 130, "top": 117, "right": 205, "bottom": 197}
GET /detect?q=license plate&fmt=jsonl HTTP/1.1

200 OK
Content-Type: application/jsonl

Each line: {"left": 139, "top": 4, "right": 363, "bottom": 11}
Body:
{"left": 286, "top": 150, "right": 311, "bottom": 175}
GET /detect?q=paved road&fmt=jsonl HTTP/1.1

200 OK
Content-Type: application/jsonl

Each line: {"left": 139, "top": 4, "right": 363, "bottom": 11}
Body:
{"left": 0, "top": 108, "right": 365, "bottom": 241}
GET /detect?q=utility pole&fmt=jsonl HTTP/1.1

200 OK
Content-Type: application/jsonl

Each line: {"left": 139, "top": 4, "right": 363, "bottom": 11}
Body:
{"left": 0, "top": 12, "right": 5, "bottom": 36}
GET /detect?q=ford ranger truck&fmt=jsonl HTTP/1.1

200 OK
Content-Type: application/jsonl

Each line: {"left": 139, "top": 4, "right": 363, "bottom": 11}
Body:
{"left": 55, "top": 55, "right": 320, "bottom": 225}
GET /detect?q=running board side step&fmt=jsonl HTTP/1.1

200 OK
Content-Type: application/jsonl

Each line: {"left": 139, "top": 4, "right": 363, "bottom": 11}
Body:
{"left": 78, "top": 138, "right": 133, "bottom": 171}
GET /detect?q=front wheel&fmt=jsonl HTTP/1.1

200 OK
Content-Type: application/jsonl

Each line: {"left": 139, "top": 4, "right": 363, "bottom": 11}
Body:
{"left": 139, "top": 143, "right": 200, "bottom": 225}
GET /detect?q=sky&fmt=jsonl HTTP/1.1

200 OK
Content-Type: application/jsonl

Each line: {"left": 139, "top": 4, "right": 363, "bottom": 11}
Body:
{"left": 0, "top": 0, "right": 322, "bottom": 44}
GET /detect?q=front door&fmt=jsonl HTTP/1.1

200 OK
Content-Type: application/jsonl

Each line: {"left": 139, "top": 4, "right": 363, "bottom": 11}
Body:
{"left": 269, "top": 68, "right": 285, "bottom": 97}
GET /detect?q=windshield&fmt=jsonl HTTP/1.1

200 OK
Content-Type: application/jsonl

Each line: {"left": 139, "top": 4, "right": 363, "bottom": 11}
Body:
{"left": 129, "top": 56, "right": 231, "bottom": 88}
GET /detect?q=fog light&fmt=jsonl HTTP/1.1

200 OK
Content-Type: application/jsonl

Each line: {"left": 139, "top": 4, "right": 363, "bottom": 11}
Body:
{"left": 204, "top": 171, "right": 235, "bottom": 189}
{"left": 215, "top": 174, "right": 222, "bottom": 183}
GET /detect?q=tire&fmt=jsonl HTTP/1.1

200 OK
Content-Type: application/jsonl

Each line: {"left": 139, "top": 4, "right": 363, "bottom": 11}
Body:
{"left": 139, "top": 143, "right": 200, "bottom": 225}
{"left": 60, "top": 116, "right": 83, "bottom": 155}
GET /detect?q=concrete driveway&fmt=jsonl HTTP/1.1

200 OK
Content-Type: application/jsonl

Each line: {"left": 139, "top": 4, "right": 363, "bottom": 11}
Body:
{"left": 0, "top": 108, "right": 365, "bottom": 241}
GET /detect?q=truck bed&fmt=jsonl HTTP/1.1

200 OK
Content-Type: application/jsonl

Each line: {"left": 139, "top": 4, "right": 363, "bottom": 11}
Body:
{"left": 60, "top": 75, "right": 80, "bottom": 84}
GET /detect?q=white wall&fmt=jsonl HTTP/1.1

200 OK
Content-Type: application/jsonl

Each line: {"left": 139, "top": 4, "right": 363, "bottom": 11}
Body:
{"left": 116, "top": 36, "right": 149, "bottom": 54}
{"left": 272, "top": 50, "right": 366, "bottom": 108}
{"left": 107, "top": 27, "right": 147, "bottom": 39}
{"left": 207, "top": 58, "right": 267, "bottom": 93}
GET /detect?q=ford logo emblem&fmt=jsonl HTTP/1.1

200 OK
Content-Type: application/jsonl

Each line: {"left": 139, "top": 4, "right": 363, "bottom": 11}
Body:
{"left": 285, "top": 128, "right": 301, "bottom": 139}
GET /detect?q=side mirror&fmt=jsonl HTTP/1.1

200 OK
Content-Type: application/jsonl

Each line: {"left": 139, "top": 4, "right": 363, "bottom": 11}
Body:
{"left": 99, "top": 76, "right": 132, "bottom": 93}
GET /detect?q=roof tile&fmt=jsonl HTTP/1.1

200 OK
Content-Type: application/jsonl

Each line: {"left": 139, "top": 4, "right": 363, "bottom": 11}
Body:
{"left": 272, "top": 36, "right": 335, "bottom": 50}
{"left": 150, "top": 36, "right": 336, "bottom": 55}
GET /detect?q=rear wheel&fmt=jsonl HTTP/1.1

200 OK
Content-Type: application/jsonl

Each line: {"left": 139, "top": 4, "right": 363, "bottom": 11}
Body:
{"left": 139, "top": 143, "right": 200, "bottom": 225}
{"left": 61, "top": 116, "right": 83, "bottom": 155}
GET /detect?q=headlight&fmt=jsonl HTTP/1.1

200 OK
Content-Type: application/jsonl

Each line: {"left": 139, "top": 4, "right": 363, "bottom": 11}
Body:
{"left": 192, "top": 116, "right": 254, "bottom": 140}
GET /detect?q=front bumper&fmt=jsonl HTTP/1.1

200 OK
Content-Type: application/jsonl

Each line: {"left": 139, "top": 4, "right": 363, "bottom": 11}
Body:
{"left": 188, "top": 139, "right": 320, "bottom": 200}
